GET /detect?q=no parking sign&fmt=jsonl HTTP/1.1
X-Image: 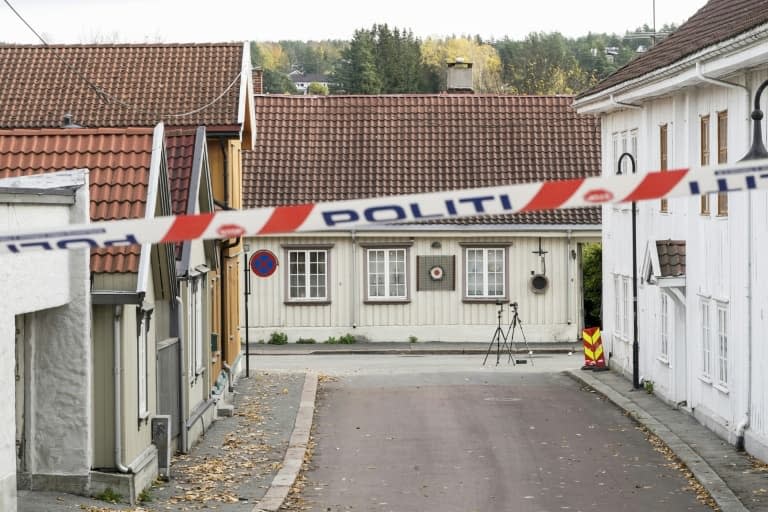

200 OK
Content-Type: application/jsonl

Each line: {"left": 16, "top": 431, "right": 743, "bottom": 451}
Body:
{"left": 249, "top": 249, "right": 278, "bottom": 277}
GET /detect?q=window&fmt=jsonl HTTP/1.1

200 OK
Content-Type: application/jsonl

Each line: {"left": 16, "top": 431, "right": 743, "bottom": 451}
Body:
{"left": 465, "top": 247, "right": 506, "bottom": 299}
{"left": 287, "top": 248, "right": 329, "bottom": 301}
{"left": 717, "top": 111, "right": 728, "bottom": 216}
{"left": 717, "top": 304, "right": 729, "bottom": 387}
{"left": 138, "top": 310, "right": 150, "bottom": 419}
{"left": 366, "top": 248, "right": 408, "bottom": 301}
{"left": 660, "top": 124, "right": 669, "bottom": 213}
{"left": 700, "top": 115, "right": 711, "bottom": 214}
{"left": 701, "top": 300, "right": 712, "bottom": 380}
{"left": 660, "top": 294, "right": 670, "bottom": 361}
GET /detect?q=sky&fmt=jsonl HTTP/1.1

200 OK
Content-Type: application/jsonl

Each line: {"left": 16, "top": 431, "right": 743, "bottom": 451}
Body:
{"left": 3, "top": 0, "right": 709, "bottom": 44}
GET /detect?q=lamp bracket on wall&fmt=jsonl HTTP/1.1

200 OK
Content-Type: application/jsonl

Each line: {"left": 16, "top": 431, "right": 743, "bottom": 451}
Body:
{"left": 530, "top": 237, "right": 549, "bottom": 294}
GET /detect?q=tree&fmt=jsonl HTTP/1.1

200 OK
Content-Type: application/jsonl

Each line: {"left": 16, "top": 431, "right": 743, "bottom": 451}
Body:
{"left": 307, "top": 82, "right": 329, "bottom": 95}
{"left": 582, "top": 243, "right": 602, "bottom": 328}
{"left": 332, "top": 29, "right": 381, "bottom": 94}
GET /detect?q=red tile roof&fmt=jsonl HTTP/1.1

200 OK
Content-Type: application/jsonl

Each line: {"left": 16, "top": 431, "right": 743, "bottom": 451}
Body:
{"left": 243, "top": 94, "right": 601, "bottom": 226}
{"left": 166, "top": 128, "right": 197, "bottom": 260}
{"left": 578, "top": 0, "right": 768, "bottom": 99}
{"left": 0, "top": 127, "right": 156, "bottom": 272}
{"left": 0, "top": 43, "right": 247, "bottom": 129}
{"left": 657, "top": 240, "right": 686, "bottom": 277}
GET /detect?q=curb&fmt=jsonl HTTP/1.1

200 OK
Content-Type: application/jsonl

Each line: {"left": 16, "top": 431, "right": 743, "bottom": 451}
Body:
{"left": 251, "top": 372, "right": 318, "bottom": 512}
{"left": 566, "top": 370, "right": 748, "bottom": 512}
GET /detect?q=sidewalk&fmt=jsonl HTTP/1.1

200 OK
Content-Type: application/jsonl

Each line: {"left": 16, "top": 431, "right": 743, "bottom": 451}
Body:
{"left": 246, "top": 340, "right": 579, "bottom": 356}
{"left": 569, "top": 368, "right": 768, "bottom": 512}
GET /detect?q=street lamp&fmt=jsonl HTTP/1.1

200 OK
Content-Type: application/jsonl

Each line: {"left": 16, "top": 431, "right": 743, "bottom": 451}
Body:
{"left": 740, "top": 78, "right": 768, "bottom": 162}
{"left": 617, "top": 152, "right": 640, "bottom": 390}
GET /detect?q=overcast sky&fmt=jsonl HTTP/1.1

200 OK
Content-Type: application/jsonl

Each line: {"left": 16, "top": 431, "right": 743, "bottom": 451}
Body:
{"left": 3, "top": 0, "right": 709, "bottom": 44}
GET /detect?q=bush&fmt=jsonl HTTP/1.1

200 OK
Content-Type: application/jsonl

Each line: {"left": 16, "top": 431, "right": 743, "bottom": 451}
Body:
{"left": 296, "top": 337, "right": 316, "bottom": 344}
{"left": 268, "top": 331, "right": 288, "bottom": 345}
{"left": 324, "top": 336, "right": 339, "bottom": 344}
{"left": 409, "top": 335, "right": 418, "bottom": 343}
{"left": 339, "top": 334, "right": 356, "bottom": 344}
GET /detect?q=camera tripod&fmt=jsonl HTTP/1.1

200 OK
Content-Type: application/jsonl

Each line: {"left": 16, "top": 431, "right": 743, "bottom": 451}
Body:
{"left": 482, "top": 302, "right": 534, "bottom": 366}
{"left": 482, "top": 301, "right": 514, "bottom": 366}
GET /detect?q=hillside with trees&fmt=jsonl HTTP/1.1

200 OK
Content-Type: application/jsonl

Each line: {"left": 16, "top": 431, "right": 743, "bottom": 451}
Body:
{"left": 250, "top": 23, "right": 675, "bottom": 95}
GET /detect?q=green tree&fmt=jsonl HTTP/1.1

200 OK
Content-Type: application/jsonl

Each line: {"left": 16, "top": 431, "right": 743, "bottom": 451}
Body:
{"left": 582, "top": 243, "right": 602, "bottom": 328}
{"left": 307, "top": 82, "right": 329, "bottom": 95}
{"left": 421, "top": 37, "right": 502, "bottom": 93}
{"left": 332, "top": 29, "right": 381, "bottom": 93}
{"left": 495, "top": 32, "right": 590, "bottom": 94}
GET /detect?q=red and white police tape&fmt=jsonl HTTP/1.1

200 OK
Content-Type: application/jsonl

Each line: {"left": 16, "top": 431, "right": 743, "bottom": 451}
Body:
{"left": 2, "top": 158, "right": 768, "bottom": 255}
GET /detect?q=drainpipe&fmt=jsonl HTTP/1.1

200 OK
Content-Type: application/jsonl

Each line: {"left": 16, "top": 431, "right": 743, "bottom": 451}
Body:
{"left": 351, "top": 229, "right": 357, "bottom": 329}
{"left": 114, "top": 305, "right": 129, "bottom": 473}
{"left": 175, "top": 296, "right": 189, "bottom": 453}
{"left": 566, "top": 230, "right": 572, "bottom": 326}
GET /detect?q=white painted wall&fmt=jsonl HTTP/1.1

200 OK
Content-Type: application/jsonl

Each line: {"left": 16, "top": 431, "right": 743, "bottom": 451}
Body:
{"left": 0, "top": 171, "right": 90, "bottom": 509}
{"left": 243, "top": 230, "right": 598, "bottom": 343}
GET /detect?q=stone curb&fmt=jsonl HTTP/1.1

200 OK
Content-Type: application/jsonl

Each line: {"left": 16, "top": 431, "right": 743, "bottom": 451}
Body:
{"left": 251, "top": 372, "right": 318, "bottom": 512}
{"left": 566, "top": 370, "right": 748, "bottom": 512}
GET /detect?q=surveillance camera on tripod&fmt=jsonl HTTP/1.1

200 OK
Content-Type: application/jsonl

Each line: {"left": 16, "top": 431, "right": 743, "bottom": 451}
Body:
{"left": 482, "top": 300, "right": 534, "bottom": 367}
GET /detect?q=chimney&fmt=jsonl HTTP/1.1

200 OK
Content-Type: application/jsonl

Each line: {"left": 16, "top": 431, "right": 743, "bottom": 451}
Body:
{"left": 252, "top": 67, "right": 264, "bottom": 95}
{"left": 61, "top": 113, "right": 81, "bottom": 128}
{"left": 446, "top": 58, "right": 473, "bottom": 94}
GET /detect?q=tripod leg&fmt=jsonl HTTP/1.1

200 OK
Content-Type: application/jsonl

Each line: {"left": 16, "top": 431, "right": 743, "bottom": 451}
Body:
{"left": 516, "top": 317, "right": 534, "bottom": 367}
{"left": 483, "top": 326, "right": 503, "bottom": 366}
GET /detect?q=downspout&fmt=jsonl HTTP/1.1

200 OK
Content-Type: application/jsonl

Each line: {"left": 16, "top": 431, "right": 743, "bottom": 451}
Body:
{"left": 564, "top": 231, "right": 571, "bottom": 325}
{"left": 114, "top": 305, "right": 129, "bottom": 473}
{"left": 737, "top": 188, "right": 753, "bottom": 451}
{"left": 696, "top": 62, "right": 752, "bottom": 448}
{"left": 351, "top": 229, "right": 357, "bottom": 329}
{"left": 175, "top": 296, "right": 189, "bottom": 453}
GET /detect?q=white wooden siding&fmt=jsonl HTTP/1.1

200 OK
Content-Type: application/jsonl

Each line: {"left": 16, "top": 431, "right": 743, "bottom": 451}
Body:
{"left": 243, "top": 232, "right": 597, "bottom": 343}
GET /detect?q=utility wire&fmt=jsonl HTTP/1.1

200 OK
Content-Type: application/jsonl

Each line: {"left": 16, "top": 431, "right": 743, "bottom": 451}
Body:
{"left": 4, "top": 0, "right": 244, "bottom": 121}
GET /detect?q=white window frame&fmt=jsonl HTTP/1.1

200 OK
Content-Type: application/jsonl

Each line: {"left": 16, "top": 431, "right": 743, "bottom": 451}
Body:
{"left": 138, "top": 310, "right": 150, "bottom": 420}
{"left": 622, "top": 276, "right": 630, "bottom": 340}
{"left": 716, "top": 302, "right": 729, "bottom": 389}
{"left": 464, "top": 247, "right": 506, "bottom": 300}
{"left": 188, "top": 277, "right": 205, "bottom": 379}
{"left": 613, "top": 274, "right": 621, "bottom": 337}
{"left": 659, "top": 293, "right": 670, "bottom": 363}
{"left": 287, "top": 248, "right": 329, "bottom": 302}
{"left": 701, "top": 299, "right": 712, "bottom": 381}
{"left": 365, "top": 247, "right": 408, "bottom": 301}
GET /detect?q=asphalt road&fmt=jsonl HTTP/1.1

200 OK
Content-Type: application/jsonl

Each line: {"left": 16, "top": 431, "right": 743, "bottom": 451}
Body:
{"left": 256, "top": 355, "right": 711, "bottom": 512}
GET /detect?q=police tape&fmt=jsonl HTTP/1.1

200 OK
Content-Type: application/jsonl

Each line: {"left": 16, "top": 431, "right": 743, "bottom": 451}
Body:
{"left": 2, "top": 158, "right": 768, "bottom": 255}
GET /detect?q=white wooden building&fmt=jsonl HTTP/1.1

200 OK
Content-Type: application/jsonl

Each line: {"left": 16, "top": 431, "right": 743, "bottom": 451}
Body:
{"left": 242, "top": 94, "right": 602, "bottom": 343}
{"left": 574, "top": 0, "right": 768, "bottom": 460}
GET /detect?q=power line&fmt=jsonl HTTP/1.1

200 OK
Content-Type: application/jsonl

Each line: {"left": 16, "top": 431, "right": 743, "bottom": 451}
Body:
{"left": 3, "top": 0, "right": 245, "bottom": 122}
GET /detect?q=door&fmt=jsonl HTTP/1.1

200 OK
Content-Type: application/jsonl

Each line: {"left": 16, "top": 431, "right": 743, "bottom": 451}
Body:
{"left": 14, "top": 315, "right": 25, "bottom": 472}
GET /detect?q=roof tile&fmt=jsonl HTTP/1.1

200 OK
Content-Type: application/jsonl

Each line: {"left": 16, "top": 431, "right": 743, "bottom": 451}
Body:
{"left": 0, "top": 127, "right": 155, "bottom": 272}
{"left": 243, "top": 94, "right": 601, "bottom": 225}
{"left": 578, "top": 0, "right": 768, "bottom": 99}
{"left": 0, "top": 43, "right": 245, "bottom": 128}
